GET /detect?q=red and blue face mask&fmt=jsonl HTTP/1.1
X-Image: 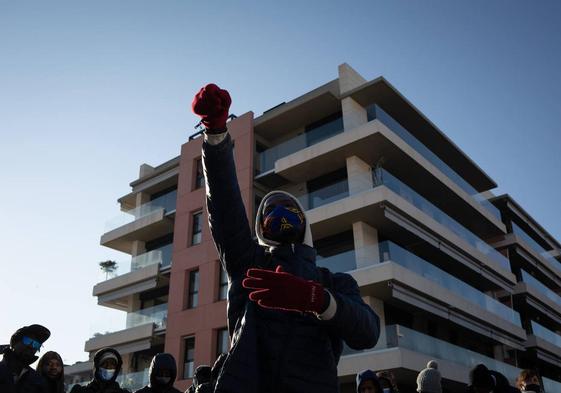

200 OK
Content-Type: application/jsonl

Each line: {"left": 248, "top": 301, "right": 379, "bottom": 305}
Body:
{"left": 261, "top": 205, "right": 305, "bottom": 244}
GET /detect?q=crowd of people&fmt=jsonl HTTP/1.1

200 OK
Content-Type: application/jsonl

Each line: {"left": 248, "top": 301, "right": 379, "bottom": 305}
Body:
{"left": 356, "top": 360, "right": 544, "bottom": 393}
{"left": 0, "top": 324, "right": 549, "bottom": 393}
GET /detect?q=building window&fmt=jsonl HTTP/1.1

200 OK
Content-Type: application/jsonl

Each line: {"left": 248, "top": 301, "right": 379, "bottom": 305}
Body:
{"left": 187, "top": 270, "right": 199, "bottom": 308}
{"left": 183, "top": 336, "right": 195, "bottom": 379}
{"left": 218, "top": 264, "right": 228, "bottom": 301}
{"left": 194, "top": 158, "right": 204, "bottom": 189}
{"left": 216, "top": 328, "right": 229, "bottom": 358}
{"left": 191, "top": 211, "right": 203, "bottom": 245}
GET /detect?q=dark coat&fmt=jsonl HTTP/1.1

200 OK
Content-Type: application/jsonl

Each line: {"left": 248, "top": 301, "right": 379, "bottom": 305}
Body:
{"left": 134, "top": 353, "right": 181, "bottom": 393}
{"left": 0, "top": 347, "right": 47, "bottom": 393}
{"left": 203, "top": 134, "right": 380, "bottom": 393}
{"left": 70, "top": 348, "right": 130, "bottom": 393}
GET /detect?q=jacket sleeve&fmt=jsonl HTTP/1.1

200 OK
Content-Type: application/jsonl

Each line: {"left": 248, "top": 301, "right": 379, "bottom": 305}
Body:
{"left": 321, "top": 272, "right": 380, "bottom": 349}
{"left": 202, "top": 133, "right": 257, "bottom": 276}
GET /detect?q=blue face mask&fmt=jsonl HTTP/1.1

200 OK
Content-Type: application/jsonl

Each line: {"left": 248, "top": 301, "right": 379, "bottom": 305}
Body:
{"left": 98, "top": 368, "right": 115, "bottom": 381}
{"left": 262, "top": 205, "right": 305, "bottom": 244}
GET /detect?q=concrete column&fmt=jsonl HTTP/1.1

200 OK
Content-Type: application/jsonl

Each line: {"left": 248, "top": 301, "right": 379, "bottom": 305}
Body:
{"left": 353, "top": 221, "right": 380, "bottom": 268}
{"left": 346, "top": 156, "right": 373, "bottom": 195}
{"left": 338, "top": 63, "right": 367, "bottom": 95}
{"left": 342, "top": 97, "right": 367, "bottom": 131}
{"left": 363, "top": 296, "right": 386, "bottom": 349}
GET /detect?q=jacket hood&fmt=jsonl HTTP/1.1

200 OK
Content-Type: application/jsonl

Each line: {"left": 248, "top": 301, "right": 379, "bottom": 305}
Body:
{"left": 356, "top": 369, "right": 382, "bottom": 393}
{"left": 148, "top": 353, "right": 177, "bottom": 390}
{"left": 38, "top": 351, "right": 65, "bottom": 393}
{"left": 93, "top": 347, "right": 122, "bottom": 384}
{"left": 255, "top": 190, "right": 313, "bottom": 248}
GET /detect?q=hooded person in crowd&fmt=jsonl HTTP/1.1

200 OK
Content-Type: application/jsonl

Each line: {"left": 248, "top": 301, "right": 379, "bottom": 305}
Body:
{"left": 356, "top": 370, "right": 383, "bottom": 393}
{"left": 70, "top": 347, "right": 129, "bottom": 393}
{"left": 191, "top": 84, "right": 380, "bottom": 393}
{"left": 134, "top": 353, "right": 180, "bottom": 393}
{"left": 416, "top": 361, "right": 442, "bottom": 393}
{"left": 0, "top": 323, "right": 50, "bottom": 393}
{"left": 516, "top": 370, "right": 541, "bottom": 393}
{"left": 467, "top": 364, "right": 521, "bottom": 393}
{"left": 38, "top": 351, "right": 65, "bottom": 393}
{"left": 377, "top": 370, "right": 400, "bottom": 393}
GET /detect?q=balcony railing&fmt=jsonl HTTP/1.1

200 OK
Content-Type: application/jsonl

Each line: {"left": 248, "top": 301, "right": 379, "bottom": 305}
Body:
{"left": 65, "top": 369, "right": 149, "bottom": 393}
{"left": 512, "top": 222, "right": 561, "bottom": 273}
{"left": 105, "top": 190, "right": 177, "bottom": 232}
{"left": 99, "top": 244, "right": 173, "bottom": 281}
{"left": 521, "top": 270, "right": 561, "bottom": 309}
{"left": 316, "top": 249, "right": 356, "bottom": 273}
{"left": 257, "top": 116, "right": 344, "bottom": 174}
{"left": 367, "top": 105, "right": 501, "bottom": 221}
{"left": 125, "top": 303, "right": 168, "bottom": 330}
{"left": 542, "top": 377, "right": 561, "bottom": 393}
{"left": 531, "top": 321, "right": 561, "bottom": 348}
{"left": 374, "top": 168, "right": 510, "bottom": 271}
{"left": 380, "top": 241, "right": 521, "bottom": 326}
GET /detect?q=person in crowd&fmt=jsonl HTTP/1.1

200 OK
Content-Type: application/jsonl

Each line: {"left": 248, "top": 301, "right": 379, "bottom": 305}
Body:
{"left": 467, "top": 364, "right": 521, "bottom": 393}
{"left": 416, "top": 360, "right": 442, "bottom": 393}
{"left": 192, "top": 84, "right": 380, "bottom": 393}
{"left": 38, "top": 351, "right": 65, "bottom": 393}
{"left": 0, "top": 323, "right": 51, "bottom": 393}
{"left": 356, "top": 369, "right": 383, "bottom": 393}
{"left": 134, "top": 353, "right": 180, "bottom": 393}
{"left": 191, "top": 83, "right": 380, "bottom": 393}
{"left": 377, "top": 370, "right": 400, "bottom": 393}
{"left": 70, "top": 347, "right": 129, "bottom": 393}
{"left": 516, "top": 370, "right": 541, "bottom": 393}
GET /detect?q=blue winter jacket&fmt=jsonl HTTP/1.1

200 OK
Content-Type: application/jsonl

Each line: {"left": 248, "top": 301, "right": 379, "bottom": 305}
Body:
{"left": 203, "top": 133, "right": 380, "bottom": 393}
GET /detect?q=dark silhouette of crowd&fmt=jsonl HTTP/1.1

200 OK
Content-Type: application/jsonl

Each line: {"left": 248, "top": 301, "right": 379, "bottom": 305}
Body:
{"left": 0, "top": 324, "right": 551, "bottom": 393}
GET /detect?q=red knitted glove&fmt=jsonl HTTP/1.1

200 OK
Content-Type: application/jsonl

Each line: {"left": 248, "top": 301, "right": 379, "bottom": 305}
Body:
{"left": 242, "top": 266, "right": 326, "bottom": 314}
{"left": 191, "top": 83, "right": 232, "bottom": 132}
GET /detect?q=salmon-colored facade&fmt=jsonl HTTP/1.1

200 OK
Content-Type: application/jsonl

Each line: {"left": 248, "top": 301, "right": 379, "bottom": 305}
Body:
{"left": 166, "top": 112, "right": 255, "bottom": 391}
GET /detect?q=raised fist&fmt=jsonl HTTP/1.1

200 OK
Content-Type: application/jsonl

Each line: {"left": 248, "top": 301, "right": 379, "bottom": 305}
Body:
{"left": 192, "top": 83, "right": 232, "bottom": 132}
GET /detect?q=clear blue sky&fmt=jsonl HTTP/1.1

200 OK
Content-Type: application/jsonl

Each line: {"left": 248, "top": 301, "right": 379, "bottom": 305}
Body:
{"left": 1, "top": 1, "right": 560, "bottom": 365}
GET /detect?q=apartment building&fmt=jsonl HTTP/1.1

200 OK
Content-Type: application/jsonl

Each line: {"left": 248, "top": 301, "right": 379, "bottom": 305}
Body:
{"left": 69, "top": 64, "right": 561, "bottom": 393}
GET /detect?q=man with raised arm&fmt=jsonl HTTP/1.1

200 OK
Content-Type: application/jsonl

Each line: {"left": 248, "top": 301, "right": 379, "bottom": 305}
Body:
{"left": 192, "top": 84, "right": 380, "bottom": 393}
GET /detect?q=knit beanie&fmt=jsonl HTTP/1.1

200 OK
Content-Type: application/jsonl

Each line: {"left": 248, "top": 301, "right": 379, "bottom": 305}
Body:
{"left": 417, "top": 360, "right": 442, "bottom": 393}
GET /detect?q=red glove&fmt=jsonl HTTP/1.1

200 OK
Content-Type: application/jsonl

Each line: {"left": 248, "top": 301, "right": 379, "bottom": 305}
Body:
{"left": 242, "top": 266, "right": 326, "bottom": 314}
{"left": 191, "top": 83, "right": 232, "bottom": 132}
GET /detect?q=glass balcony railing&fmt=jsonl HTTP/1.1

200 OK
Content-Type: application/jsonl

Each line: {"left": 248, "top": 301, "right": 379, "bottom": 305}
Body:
{"left": 380, "top": 241, "right": 521, "bottom": 326}
{"left": 366, "top": 105, "right": 502, "bottom": 221}
{"left": 131, "top": 243, "right": 173, "bottom": 271}
{"left": 105, "top": 190, "right": 177, "bottom": 232}
{"left": 542, "top": 377, "right": 561, "bottom": 393}
{"left": 125, "top": 303, "right": 168, "bottom": 330}
{"left": 374, "top": 168, "right": 511, "bottom": 271}
{"left": 531, "top": 321, "right": 561, "bottom": 348}
{"left": 521, "top": 270, "right": 561, "bottom": 309}
{"left": 316, "top": 249, "right": 356, "bottom": 273}
{"left": 99, "top": 244, "right": 173, "bottom": 281}
{"left": 385, "top": 325, "right": 521, "bottom": 382}
{"left": 117, "top": 369, "right": 150, "bottom": 392}
{"left": 512, "top": 222, "right": 561, "bottom": 273}
{"left": 258, "top": 116, "right": 344, "bottom": 174}
{"left": 66, "top": 369, "right": 150, "bottom": 393}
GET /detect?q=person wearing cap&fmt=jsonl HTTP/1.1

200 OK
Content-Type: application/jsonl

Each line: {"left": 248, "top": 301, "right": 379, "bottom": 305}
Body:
{"left": 191, "top": 84, "right": 380, "bottom": 393}
{"left": 416, "top": 360, "right": 442, "bottom": 393}
{"left": 70, "top": 347, "right": 130, "bottom": 393}
{"left": 356, "top": 370, "right": 383, "bottom": 393}
{"left": 37, "top": 351, "right": 65, "bottom": 393}
{"left": 134, "top": 353, "right": 180, "bottom": 393}
{"left": 0, "top": 323, "right": 50, "bottom": 393}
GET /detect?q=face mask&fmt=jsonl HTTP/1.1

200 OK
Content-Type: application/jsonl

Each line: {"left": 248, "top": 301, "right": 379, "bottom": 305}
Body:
{"left": 156, "top": 376, "right": 171, "bottom": 384}
{"left": 524, "top": 384, "right": 541, "bottom": 392}
{"left": 383, "top": 389, "right": 391, "bottom": 393}
{"left": 262, "top": 205, "right": 305, "bottom": 244}
{"left": 98, "top": 368, "right": 115, "bottom": 381}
